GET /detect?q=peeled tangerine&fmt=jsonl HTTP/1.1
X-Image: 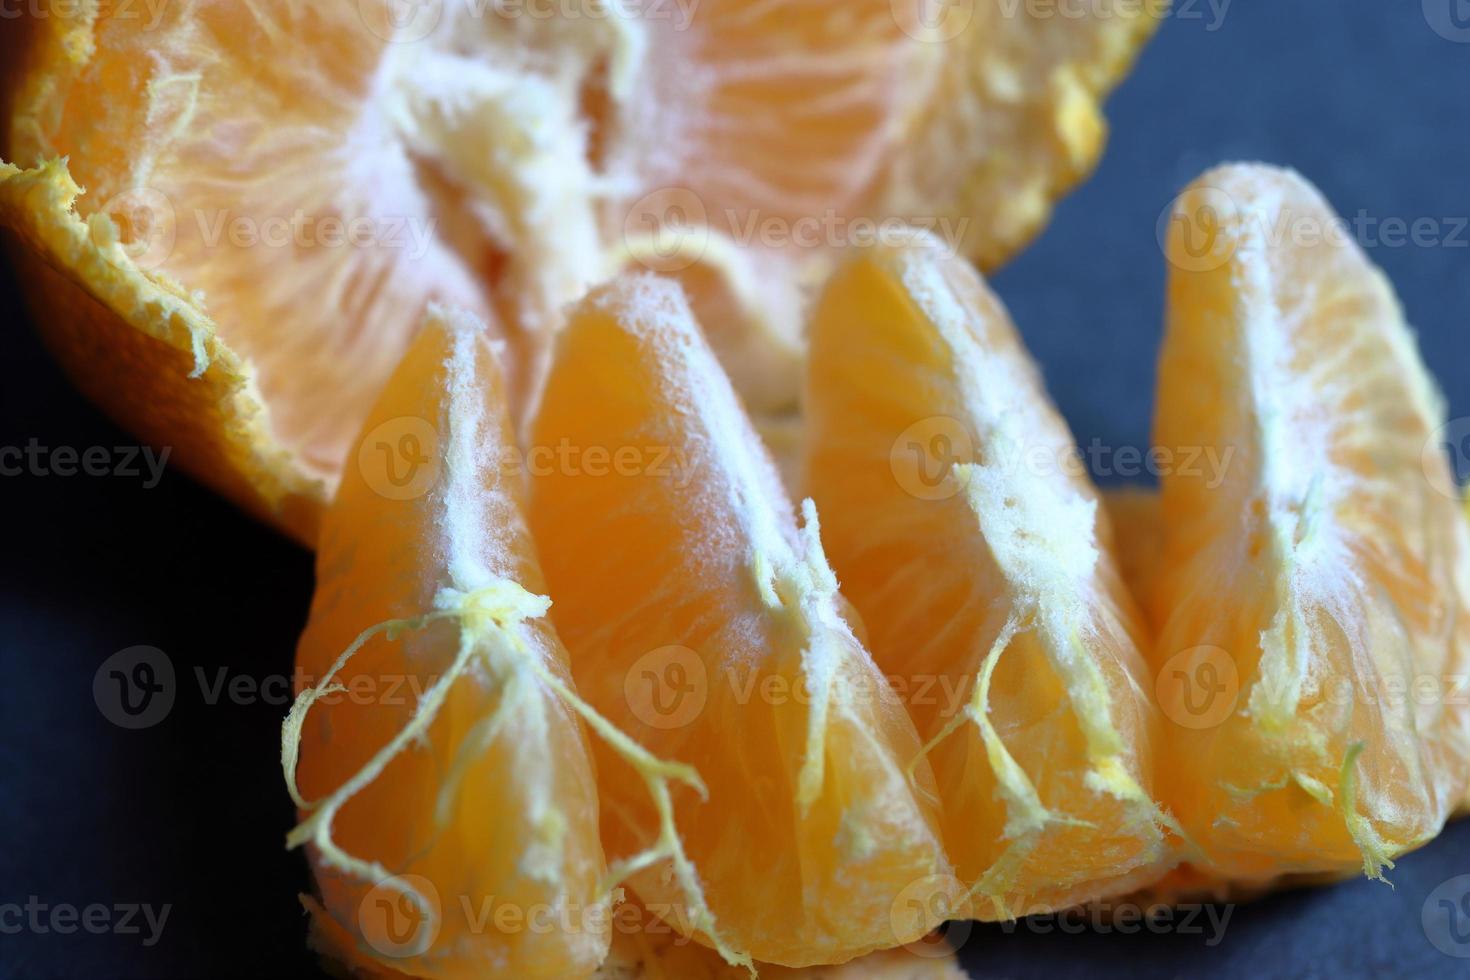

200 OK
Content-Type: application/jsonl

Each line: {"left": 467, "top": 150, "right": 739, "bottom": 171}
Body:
{"left": 1151, "top": 164, "right": 1470, "bottom": 883}
{"left": 0, "top": 1, "right": 1161, "bottom": 542}
{"left": 801, "top": 239, "right": 1175, "bottom": 920}
{"left": 284, "top": 307, "right": 619, "bottom": 979}
{"left": 528, "top": 276, "right": 957, "bottom": 968}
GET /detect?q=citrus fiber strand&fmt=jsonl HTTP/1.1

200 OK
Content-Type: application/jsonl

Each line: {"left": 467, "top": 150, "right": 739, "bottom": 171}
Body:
{"left": 1338, "top": 741, "right": 1395, "bottom": 881}
{"left": 789, "top": 500, "right": 842, "bottom": 814}
{"left": 431, "top": 673, "right": 526, "bottom": 829}
{"left": 906, "top": 609, "right": 1066, "bottom": 838}
{"left": 280, "top": 583, "right": 751, "bottom": 972}
{"left": 526, "top": 658, "right": 752, "bottom": 974}
{"left": 283, "top": 606, "right": 484, "bottom": 958}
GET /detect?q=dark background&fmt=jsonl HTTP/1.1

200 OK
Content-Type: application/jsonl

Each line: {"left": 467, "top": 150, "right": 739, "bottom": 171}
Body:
{"left": 2, "top": 4, "right": 1468, "bottom": 978}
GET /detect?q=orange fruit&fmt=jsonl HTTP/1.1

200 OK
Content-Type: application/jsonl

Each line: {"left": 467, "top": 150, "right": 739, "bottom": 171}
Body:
{"left": 0, "top": 2, "right": 1162, "bottom": 541}
{"left": 1101, "top": 487, "right": 1164, "bottom": 612}
{"left": 285, "top": 307, "right": 618, "bottom": 979}
{"left": 1150, "top": 163, "right": 1470, "bottom": 882}
{"left": 302, "top": 889, "right": 971, "bottom": 980}
{"left": 597, "top": 906, "right": 971, "bottom": 980}
{"left": 527, "top": 275, "right": 957, "bottom": 967}
{"left": 801, "top": 240, "right": 1175, "bottom": 920}
{"left": 862, "top": 0, "right": 1163, "bottom": 271}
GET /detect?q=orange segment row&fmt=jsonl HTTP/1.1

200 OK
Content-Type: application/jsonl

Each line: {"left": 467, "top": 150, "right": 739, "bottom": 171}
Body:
{"left": 529, "top": 276, "right": 956, "bottom": 968}
{"left": 282, "top": 162, "right": 1470, "bottom": 979}
{"left": 286, "top": 288, "right": 957, "bottom": 976}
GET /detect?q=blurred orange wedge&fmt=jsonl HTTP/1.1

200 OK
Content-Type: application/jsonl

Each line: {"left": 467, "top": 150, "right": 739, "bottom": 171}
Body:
{"left": 527, "top": 275, "right": 957, "bottom": 967}
{"left": 0, "top": 1, "right": 1162, "bottom": 541}
{"left": 800, "top": 240, "right": 1176, "bottom": 919}
{"left": 1150, "top": 163, "right": 1470, "bottom": 882}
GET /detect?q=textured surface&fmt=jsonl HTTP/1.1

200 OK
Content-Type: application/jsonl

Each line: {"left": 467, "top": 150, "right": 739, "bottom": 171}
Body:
{"left": 3, "top": 3, "right": 1469, "bottom": 979}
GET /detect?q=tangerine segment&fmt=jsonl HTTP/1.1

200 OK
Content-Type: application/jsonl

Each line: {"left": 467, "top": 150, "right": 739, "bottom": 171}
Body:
{"left": 803, "top": 241, "right": 1174, "bottom": 919}
{"left": 528, "top": 276, "right": 956, "bottom": 968}
{"left": 287, "top": 308, "right": 607, "bottom": 979}
{"left": 1101, "top": 487, "right": 1164, "bottom": 621}
{"left": 1153, "top": 164, "right": 1470, "bottom": 881}
{"left": 613, "top": 0, "right": 927, "bottom": 235}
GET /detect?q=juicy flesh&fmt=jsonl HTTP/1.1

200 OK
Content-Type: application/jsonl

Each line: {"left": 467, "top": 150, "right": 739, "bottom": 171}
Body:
{"left": 291, "top": 310, "right": 605, "bottom": 979}
{"left": 1152, "top": 165, "right": 1470, "bottom": 881}
{"left": 527, "top": 275, "right": 955, "bottom": 968}
{"left": 802, "top": 243, "right": 1172, "bottom": 917}
{"left": 5, "top": 0, "right": 924, "bottom": 489}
